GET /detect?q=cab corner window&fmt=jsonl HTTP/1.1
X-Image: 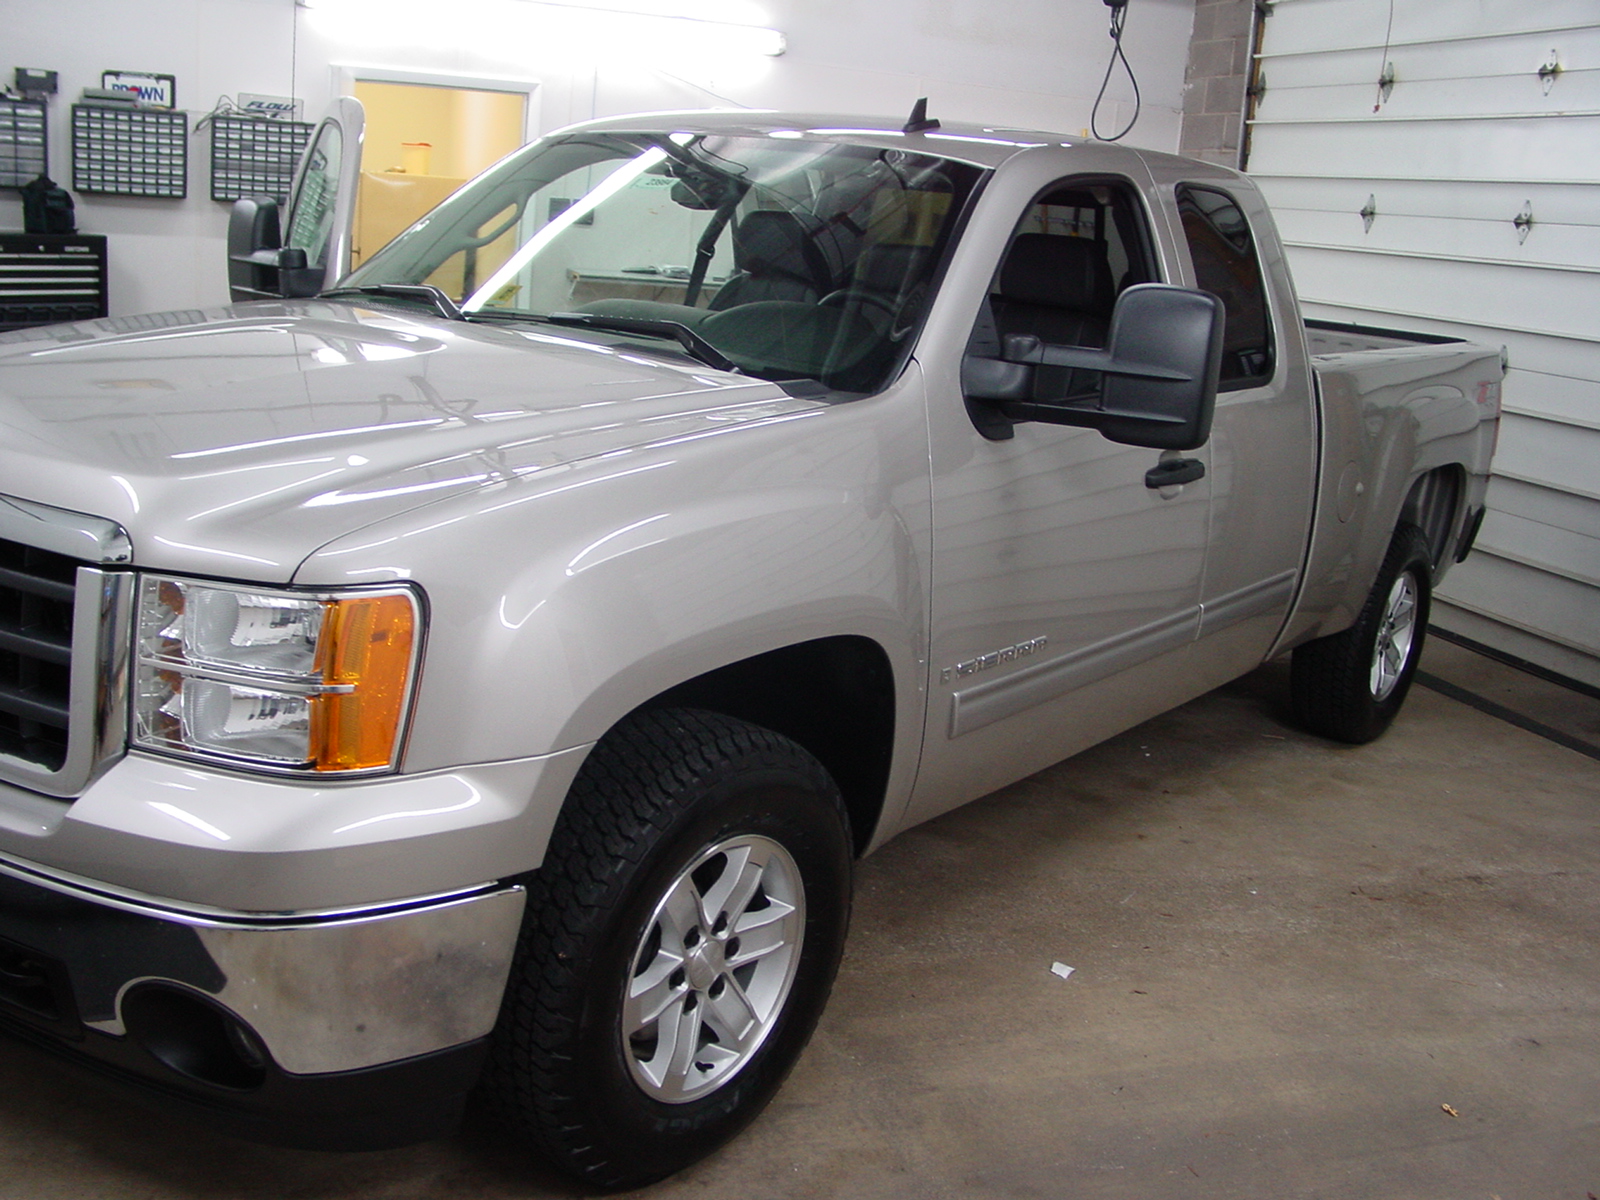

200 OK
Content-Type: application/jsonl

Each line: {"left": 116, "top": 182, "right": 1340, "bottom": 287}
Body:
{"left": 1176, "top": 184, "right": 1273, "bottom": 390}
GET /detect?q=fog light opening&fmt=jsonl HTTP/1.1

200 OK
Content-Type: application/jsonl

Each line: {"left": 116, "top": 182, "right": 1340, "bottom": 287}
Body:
{"left": 122, "top": 984, "right": 270, "bottom": 1090}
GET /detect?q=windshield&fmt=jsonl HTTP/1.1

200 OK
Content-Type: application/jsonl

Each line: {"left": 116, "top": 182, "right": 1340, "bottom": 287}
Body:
{"left": 342, "top": 131, "right": 985, "bottom": 391}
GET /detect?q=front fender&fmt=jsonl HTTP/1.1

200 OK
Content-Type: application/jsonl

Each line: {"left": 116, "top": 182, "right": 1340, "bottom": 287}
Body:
{"left": 299, "top": 364, "right": 934, "bottom": 838}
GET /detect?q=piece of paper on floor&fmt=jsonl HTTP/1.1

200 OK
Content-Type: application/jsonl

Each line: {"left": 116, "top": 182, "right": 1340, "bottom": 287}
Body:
{"left": 1050, "top": 962, "right": 1075, "bottom": 980}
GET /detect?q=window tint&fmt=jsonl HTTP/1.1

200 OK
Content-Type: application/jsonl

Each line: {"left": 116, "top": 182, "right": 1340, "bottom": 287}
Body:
{"left": 1176, "top": 185, "right": 1273, "bottom": 388}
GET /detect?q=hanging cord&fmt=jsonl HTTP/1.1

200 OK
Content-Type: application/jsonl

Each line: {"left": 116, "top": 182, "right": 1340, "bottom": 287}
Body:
{"left": 1090, "top": 0, "right": 1141, "bottom": 142}
{"left": 1372, "top": 0, "right": 1395, "bottom": 112}
{"left": 193, "top": 95, "right": 240, "bottom": 133}
{"left": 291, "top": 0, "right": 300, "bottom": 113}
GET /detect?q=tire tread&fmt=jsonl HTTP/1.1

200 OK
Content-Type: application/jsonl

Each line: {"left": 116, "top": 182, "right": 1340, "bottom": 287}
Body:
{"left": 1291, "top": 523, "right": 1432, "bottom": 744}
{"left": 479, "top": 707, "right": 846, "bottom": 1189}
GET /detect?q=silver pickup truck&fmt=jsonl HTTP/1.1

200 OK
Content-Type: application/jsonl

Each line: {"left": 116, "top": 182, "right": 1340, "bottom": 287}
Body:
{"left": 0, "top": 108, "right": 1499, "bottom": 1187}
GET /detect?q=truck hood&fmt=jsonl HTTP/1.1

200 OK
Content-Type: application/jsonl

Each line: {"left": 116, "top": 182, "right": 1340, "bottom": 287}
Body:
{"left": 0, "top": 302, "right": 809, "bottom": 581}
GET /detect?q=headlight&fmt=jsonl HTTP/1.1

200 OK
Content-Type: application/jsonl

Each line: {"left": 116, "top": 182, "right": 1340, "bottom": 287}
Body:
{"left": 133, "top": 577, "right": 422, "bottom": 774}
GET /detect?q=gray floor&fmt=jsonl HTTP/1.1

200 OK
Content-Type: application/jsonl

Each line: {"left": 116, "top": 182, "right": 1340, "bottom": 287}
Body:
{"left": 2, "top": 638, "right": 1597, "bottom": 1198}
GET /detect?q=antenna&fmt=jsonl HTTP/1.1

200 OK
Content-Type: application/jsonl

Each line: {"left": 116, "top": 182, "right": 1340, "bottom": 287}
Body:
{"left": 903, "top": 98, "right": 940, "bottom": 134}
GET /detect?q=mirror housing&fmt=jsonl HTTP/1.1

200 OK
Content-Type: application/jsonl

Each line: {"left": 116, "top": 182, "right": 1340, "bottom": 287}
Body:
{"left": 964, "top": 283, "right": 1225, "bottom": 450}
{"left": 226, "top": 197, "right": 323, "bottom": 302}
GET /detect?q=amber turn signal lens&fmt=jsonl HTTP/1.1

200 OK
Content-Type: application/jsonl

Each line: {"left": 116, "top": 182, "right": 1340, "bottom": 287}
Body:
{"left": 310, "top": 593, "right": 418, "bottom": 771}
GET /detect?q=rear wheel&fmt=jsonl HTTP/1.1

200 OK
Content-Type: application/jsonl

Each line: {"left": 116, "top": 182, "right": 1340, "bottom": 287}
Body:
{"left": 1291, "top": 523, "right": 1432, "bottom": 744}
{"left": 481, "top": 708, "right": 852, "bottom": 1190}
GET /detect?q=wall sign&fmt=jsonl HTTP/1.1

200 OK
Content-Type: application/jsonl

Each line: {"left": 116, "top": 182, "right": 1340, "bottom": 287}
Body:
{"left": 101, "top": 71, "right": 177, "bottom": 109}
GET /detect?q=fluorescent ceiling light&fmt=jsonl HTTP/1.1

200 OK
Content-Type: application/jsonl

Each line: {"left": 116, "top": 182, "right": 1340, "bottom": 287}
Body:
{"left": 521, "top": 0, "right": 784, "bottom": 49}
{"left": 304, "top": 0, "right": 785, "bottom": 56}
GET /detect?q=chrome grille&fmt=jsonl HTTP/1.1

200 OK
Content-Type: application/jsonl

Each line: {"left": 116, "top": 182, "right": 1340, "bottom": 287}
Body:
{"left": 0, "top": 496, "right": 133, "bottom": 798}
{"left": 0, "top": 539, "right": 77, "bottom": 770}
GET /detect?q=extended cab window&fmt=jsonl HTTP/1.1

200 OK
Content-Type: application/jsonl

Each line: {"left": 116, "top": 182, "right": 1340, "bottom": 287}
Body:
{"left": 969, "top": 180, "right": 1156, "bottom": 403}
{"left": 1176, "top": 185, "right": 1273, "bottom": 389}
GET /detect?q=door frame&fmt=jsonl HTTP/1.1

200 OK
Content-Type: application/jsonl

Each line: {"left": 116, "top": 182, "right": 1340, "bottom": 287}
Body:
{"left": 331, "top": 66, "right": 541, "bottom": 146}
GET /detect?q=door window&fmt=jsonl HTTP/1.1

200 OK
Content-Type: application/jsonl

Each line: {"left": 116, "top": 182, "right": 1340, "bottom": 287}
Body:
{"left": 286, "top": 122, "right": 345, "bottom": 269}
{"left": 1176, "top": 185, "right": 1273, "bottom": 389}
{"left": 969, "top": 179, "right": 1157, "bottom": 406}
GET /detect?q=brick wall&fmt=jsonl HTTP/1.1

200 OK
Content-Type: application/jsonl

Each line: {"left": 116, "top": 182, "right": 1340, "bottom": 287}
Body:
{"left": 1179, "top": 0, "right": 1260, "bottom": 167}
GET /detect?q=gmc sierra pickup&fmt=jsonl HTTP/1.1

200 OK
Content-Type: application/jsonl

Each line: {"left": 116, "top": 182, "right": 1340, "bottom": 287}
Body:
{"left": 0, "top": 107, "right": 1499, "bottom": 1188}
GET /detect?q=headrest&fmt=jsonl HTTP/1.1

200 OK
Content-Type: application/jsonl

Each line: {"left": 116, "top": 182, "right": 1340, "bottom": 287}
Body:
{"left": 732, "top": 210, "right": 815, "bottom": 277}
{"left": 998, "top": 233, "right": 1113, "bottom": 314}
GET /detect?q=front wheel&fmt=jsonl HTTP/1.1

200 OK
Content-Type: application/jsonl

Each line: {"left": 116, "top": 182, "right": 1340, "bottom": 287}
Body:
{"left": 1291, "top": 523, "right": 1433, "bottom": 744}
{"left": 480, "top": 708, "right": 853, "bottom": 1190}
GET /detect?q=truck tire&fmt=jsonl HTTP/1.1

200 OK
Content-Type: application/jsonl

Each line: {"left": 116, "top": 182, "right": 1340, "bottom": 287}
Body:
{"left": 480, "top": 707, "right": 853, "bottom": 1190}
{"left": 1291, "top": 523, "right": 1432, "bottom": 744}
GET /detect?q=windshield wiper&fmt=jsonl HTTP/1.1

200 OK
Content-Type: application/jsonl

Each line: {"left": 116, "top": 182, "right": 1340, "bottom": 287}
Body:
{"left": 542, "top": 312, "right": 741, "bottom": 374}
{"left": 321, "top": 284, "right": 465, "bottom": 321}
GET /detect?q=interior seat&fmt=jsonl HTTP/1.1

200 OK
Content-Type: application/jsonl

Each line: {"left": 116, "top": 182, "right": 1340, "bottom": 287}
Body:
{"left": 822, "top": 243, "right": 930, "bottom": 328}
{"left": 991, "top": 232, "right": 1115, "bottom": 348}
{"left": 711, "top": 211, "right": 832, "bottom": 310}
{"left": 982, "top": 232, "right": 1116, "bottom": 400}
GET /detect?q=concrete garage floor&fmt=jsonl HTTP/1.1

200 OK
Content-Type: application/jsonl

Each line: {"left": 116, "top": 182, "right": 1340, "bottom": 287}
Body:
{"left": 1, "top": 637, "right": 1596, "bottom": 1199}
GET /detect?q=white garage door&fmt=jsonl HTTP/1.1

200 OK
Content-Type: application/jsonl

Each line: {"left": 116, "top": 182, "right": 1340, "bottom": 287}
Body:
{"left": 1245, "top": 0, "right": 1600, "bottom": 687}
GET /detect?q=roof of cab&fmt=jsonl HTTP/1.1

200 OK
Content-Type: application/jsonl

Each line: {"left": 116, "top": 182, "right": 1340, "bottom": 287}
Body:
{"left": 542, "top": 109, "right": 1079, "bottom": 169}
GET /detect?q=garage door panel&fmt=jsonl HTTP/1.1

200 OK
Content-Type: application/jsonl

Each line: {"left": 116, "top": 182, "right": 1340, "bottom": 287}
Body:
{"left": 1257, "top": 0, "right": 1600, "bottom": 57}
{"left": 1287, "top": 247, "right": 1599, "bottom": 342}
{"left": 1488, "top": 477, "right": 1600, "bottom": 541}
{"left": 1248, "top": 116, "right": 1600, "bottom": 184}
{"left": 1255, "top": 76, "right": 1600, "bottom": 123}
{"left": 1499, "top": 370, "right": 1600, "bottom": 431}
{"left": 1256, "top": 27, "right": 1600, "bottom": 92}
{"left": 1490, "top": 415, "right": 1600, "bottom": 503}
{"left": 1258, "top": 177, "right": 1600, "bottom": 229}
{"left": 1438, "top": 553, "right": 1600, "bottom": 659}
{"left": 1475, "top": 512, "right": 1600, "bottom": 590}
{"left": 1269, "top": 209, "right": 1599, "bottom": 274}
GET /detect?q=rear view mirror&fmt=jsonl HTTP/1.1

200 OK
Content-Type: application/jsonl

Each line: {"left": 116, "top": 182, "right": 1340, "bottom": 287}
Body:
{"left": 227, "top": 197, "right": 322, "bottom": 302}
{"left": 964, "top": 284, "right": 1224, "bottom": 450}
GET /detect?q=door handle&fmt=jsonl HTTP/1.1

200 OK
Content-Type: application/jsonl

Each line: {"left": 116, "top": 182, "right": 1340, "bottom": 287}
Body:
{"left": 1145, "top": 457, "right": 1205, "bottom": 489}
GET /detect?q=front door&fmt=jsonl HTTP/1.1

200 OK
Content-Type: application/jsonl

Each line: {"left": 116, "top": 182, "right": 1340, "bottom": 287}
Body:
{"left": 907, "top": 174, "right": 1215, "bottom": 825}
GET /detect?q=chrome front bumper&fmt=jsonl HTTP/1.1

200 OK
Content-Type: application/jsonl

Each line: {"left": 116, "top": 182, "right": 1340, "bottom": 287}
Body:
{"left": 0, "top": 855, "right": 525, "bottom": 1076}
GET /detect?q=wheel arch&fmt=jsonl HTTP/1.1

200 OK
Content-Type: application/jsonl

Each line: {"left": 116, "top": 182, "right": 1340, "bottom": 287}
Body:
{"left": 1397, "top": 463, "right": 1467, "bottom": 582}
{"left": 633, "top": 634, "right": 897, "bottom": 857}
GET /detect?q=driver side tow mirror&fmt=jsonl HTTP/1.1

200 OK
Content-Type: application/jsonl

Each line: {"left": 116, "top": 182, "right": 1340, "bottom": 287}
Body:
{"left": 227, "top": 197, "right": 323, "bottom": 302}
{"left": 963, "top": 284, "right": 1225, "bottom": 450}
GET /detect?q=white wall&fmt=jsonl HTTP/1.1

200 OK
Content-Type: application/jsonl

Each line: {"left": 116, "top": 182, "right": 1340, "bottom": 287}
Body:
{"left": 0, "top": 0, "right": 1196, "bottom": 316}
